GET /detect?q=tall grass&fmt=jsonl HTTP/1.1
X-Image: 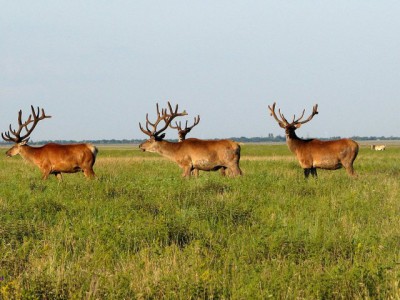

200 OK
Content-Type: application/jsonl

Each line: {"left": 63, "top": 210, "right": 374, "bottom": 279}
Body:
{"left": 0, "top": 144, "right": 399, "bottom": 299}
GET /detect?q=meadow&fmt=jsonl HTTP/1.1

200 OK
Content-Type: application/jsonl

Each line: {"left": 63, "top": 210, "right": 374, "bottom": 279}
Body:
{"left": 0, "top": 143, "right": 399, "bottom": 299}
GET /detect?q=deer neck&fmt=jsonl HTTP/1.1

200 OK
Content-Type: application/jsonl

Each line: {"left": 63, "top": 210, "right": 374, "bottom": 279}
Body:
{"left": 156, "top": 140, "right": 181, "bottom": 160}
{"left": 285, "top": 128, "right": 303, "bottom": 153}
{"left": 177, "top": 132, "right": 185, "bottom": 142}
{"left": 18, "top": 144, "right": 40, "bottom": 163}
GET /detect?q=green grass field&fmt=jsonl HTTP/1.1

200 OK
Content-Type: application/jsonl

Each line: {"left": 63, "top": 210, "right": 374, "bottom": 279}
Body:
{"left": 0, "top": 143, "right": 399, "bottom": 299}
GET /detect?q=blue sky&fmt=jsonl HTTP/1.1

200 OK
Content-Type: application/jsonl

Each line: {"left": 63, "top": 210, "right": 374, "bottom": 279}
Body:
{"left": 1, "top": 1, "right": 399, "bottom": 141}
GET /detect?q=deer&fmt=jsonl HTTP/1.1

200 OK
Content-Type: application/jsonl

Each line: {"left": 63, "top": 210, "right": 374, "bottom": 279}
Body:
{"left": 268, "top": 102, "right": 359, "bottom": 178}
{"left": 370, "top": 144, "right": 386, "bottom": 151}
{"left": 139, "top": 102, "right": 242, "bottom": 178}
{"left": 2, "top": 105, "right": 98, "bottom": 180}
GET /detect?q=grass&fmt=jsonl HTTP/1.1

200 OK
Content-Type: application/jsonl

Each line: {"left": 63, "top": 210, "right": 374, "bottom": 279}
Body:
{"left": 0, "top": 143, "right": 399, "bottom": 299}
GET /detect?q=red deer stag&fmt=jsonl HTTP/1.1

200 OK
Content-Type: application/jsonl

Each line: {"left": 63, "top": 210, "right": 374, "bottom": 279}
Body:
{"left": 139, "top": 102, "right": 242, "bottom": 177}
{"left": 2, "top": 106, "right": 98, "bottom": 180}
{"left": 268, "top": 102, "right": 359, "bottom": 178}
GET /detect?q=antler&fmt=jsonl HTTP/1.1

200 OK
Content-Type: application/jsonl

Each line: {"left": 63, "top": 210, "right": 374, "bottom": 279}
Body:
{"left": 2, "top": 105, "right": 51, "bottom": 143}
{"left": 268, "top": 102, "right": 318, "bottom": 128}
{"left": 292, "top": 104, "right": 318, "bottom": 125}
{"left": 139, "top": 102, "right": 188, "bottom": 139}
{"left": 169, "top": 115, "right": 200, "bottom": 141}
{"left": 268, "top": 102, "right": 289, "bottom": 128}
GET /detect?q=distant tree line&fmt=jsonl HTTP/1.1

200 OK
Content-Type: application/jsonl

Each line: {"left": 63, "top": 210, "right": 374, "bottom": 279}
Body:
{"left": 1, "top": 135, "right": 399, "bottom": 145}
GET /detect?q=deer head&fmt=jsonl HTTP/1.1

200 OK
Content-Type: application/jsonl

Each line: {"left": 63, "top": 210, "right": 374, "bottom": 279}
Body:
{"left": 2, "top": 106, "right": 51, "bottom": 156}
{"left": 139, "top": 102, "right": 187, "bottom": 152}
{"left": 268, "top": 102, "right": 318, "bottom": 136}
{"left": 169, "top": 115, "right": 200, "bottom": 142}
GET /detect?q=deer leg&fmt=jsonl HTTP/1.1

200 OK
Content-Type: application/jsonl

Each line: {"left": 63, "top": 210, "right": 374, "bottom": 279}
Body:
{"left": 220, "top": 167, "right": 227, "bottom": 176}
{"left": 304, "top": 168, "right": 311, "bottom": 178}
{"left": 54, "top": 172, "right": 63, "bottom": 181}
{"left": 311, "top": 168, "right": 318, "bottom": 178}
{"left": 182, "top": 166, "right": 192, "bottom": 178}
{"left": 345, "top": 165, "right": 357, "bottom": 177}
{"left": 228, "top": 165, "right": 242, "bottom": 177}
{"left": 40, "top": 167, "right": 51, "bottom": 180}
{"left": 237, "top": 166, "right": 243, "bottom": 176}
{"left": 83, "top": 168, "right": 96, "bottom": 179}
{"left": 191, "top": 168, "right": 199, "bottom": 177}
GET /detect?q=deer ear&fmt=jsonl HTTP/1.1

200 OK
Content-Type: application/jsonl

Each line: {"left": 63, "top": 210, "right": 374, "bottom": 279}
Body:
{"left": 19, "top": 138, "right": 29, "bottom": 145}
{"left": 294, "top": 123, "right": 302, "bottom": 129}
{"left": 155, "top": 133, "right": 166, "bottom": 141}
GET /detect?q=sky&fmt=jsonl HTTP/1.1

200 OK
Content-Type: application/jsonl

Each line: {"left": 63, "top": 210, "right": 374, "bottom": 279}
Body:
{"left": 1, "top": 1, "right": 400, "bottom": 141}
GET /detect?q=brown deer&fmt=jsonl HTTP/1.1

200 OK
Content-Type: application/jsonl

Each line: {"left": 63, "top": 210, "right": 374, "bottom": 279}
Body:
{"left": 2, "top": 106, "right": 98, "bottom": 180}
{"left": 139, "top": 102, "right": 242, "bottom": 177}
{"left": 268, "top": 102, "right": 359, "bottom": 178}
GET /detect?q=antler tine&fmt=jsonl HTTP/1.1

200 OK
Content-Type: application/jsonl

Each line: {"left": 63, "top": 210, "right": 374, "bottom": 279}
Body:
{"left": 166, "top": 101, "right": 177, "bottom": 116}
{"left": 294, "top": 104, "right": 319, "bottom": 125}
{"left": 292, "top": 109, "right": 306, "bottom": 123}
{"left": 1, "top": 131, "right": 16, "bottom": 143}
{"left": 267, "top": 103, "right": 277, "bottom": 116}
{"left": 146, "top": 104, "right": 164, "bottom": 125}
{"left": 17, "top": 110, "right": 24, "bottom": 128}
{"left": 268, "top": 102, "right": 288, "bottom": 127}
{"left": 157, "top": 104, "right": 170, "bottom": 120}
{"left": 278, "top": 108, "right": 290, "bottom": 124}
{"left": 167, "top": 101, "right": 174, "bottom": 114}
{"left": 166, "top": 101, "right": 187, "bottom": 117}
{"left": 139, "top": 112, "right": 153, "bottom": 136}
{"left": 156, "top": 103, "right": 161, "bottom": 117}
{"left": 185, "top": 115, "right": 200, "bottom": 131}
{"left": 8, "top": 123, "right": 18, "bottom": 137}
{"left": 10, "top": 110, "right": 30, "bottom": 138}
{"left": 145, "top": 112, "right": 155, "bottom": 126}
{"left": 139, "top": 120, "right": 152, "bottom": 136}
{"left": 169, "top": 120, "right": 182, "bottom": 130}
